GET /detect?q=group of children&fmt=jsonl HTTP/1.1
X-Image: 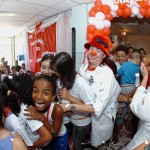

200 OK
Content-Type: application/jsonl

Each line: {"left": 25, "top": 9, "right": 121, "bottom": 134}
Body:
{"left": 0, "top": 58, "right": 69, "bottom": 149}
{"left": 0, "top": 36, "right": 150, "bottom": 150}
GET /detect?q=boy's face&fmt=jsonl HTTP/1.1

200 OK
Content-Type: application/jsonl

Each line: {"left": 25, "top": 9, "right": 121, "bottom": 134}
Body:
{"left": 116, "top": 51, "right": 128, "bottom": 65}
{"left": 32, "top": 79, "right": 55, "bottom": 111}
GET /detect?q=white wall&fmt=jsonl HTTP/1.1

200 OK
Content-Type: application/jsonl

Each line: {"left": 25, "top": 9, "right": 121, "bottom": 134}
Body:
{"left": 71, "top": 3, "right": 94, "bottom": 71}
{"left": 71, "top": 4, "right": 88, "bottom": 71}
{"left": 0, "top": 38, "right": 13, "bottom": 66}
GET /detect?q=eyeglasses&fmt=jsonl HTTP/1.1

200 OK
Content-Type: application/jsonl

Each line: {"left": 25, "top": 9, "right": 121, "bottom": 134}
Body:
{"left": 89, "top": 46, "right": 103, "bottom": 53}
{"left": 116, "top": 55, "right": 127, "bottom": 58}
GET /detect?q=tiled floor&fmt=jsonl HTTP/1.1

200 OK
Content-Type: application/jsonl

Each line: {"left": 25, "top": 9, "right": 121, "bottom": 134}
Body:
{"left": 70, "top": 115, "right": 133, "bottom": 150}
{"left": 85, "top": 116, "right": 133, "bottom": 150}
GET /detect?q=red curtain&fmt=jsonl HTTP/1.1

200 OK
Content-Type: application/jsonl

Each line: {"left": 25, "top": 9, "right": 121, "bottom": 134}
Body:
{"left": 28, "top": 22, "right": 56, "bottom": 73}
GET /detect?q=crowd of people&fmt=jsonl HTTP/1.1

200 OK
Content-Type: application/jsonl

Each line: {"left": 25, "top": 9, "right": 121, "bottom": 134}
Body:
{"left": 0, "top": 35, "right": 150, "bottom": 150}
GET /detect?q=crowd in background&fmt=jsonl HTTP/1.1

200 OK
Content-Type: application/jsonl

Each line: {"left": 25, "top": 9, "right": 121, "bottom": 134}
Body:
{"left": 0, "top": 36, "right": 150, "bottom": 150}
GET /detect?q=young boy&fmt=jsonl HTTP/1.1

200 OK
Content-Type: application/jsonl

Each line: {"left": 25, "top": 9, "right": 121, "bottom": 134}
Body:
{"left": 117, "top": 51, "right": 141, "bottom": 117}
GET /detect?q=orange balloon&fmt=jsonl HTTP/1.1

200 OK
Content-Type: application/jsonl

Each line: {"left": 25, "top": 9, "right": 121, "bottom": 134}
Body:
{"left": 105, "top": 13, "right": 113, "bottom": 21}
{"left": 146, "top": 7, "right": 150, "bottom": 17}
{"left": 87, "top": 25, "right": 96, "bottom": 34}
{"left": 103, "top": 28, "right": 111, "bottom": 36}
{"left": 116, "top": 8, "right": 124, "bottom": 16}
{"left": 139, "top": 7, "right": 147, "bottom": 16}
{"left": 118, "top": 3, "right": 126, "bottom": 9}
{"left": 124, "top": 7, "right": 132, "bottom": 16}
{"left": 144, "top": 0, "right": 150, "bottom": 8}
{"left": 93, "top": 5, "right": 103, "bottom": 12}
{"left": 136, "top": 1, "right": 147, "bottom": 7}
{"left": 88, "top": 9, "right": 96, "bottom": 17}
{"left": 122, "top": 14, "right": 128, "bottom": 18}
{"left": 94, "top": 29, "right": 104, "bottom": 36}
{"left": 94, "top": 0, "right": 102, "bottom": 6}
{"left": 86, "top": 33, "right": 94, "bottom": 41}
{"left": 102, "top": 5, "right": 111, "bottom": 14}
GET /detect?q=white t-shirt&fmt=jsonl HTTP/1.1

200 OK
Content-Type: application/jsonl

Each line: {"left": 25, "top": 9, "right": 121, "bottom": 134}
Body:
{"left": 70, "top": 74, "right": 95, "bottom": 126}
{"left": 19, "top": 103, "right": 43, "bottom": 143}
{"left": 4, "top": 113, "right": 33, "bottom": 146}
{"left": 56, "top": 79, "right": 71, "bottom": 124}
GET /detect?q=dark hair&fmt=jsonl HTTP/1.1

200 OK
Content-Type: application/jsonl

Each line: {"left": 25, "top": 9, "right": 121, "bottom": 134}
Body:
{"left": 3, "top": 74, "right": 33, "bottom": 105}
{"left": 51, "top": 52, "right": 76, "bottom": 90}
{"left": 40, "top": 54, "right": 54, "bottom": 67}
{"left": 0, "top": 98, "right": 4, "bottom": 127}
{"left": 116, "top": 45, "right": 129, "bottom": 55}
{"left": 128, "top": 47, "right": 134, "bottom": 51}
{"left": 139, "top": 48, "right": 146, "bottom": 55}
{"left": 33, "top": 75, "right": 57, "bottom": 96}
{"left": 0, "top": 80, "right": 21, "bottom": 117}
{"left": 11, "top": 66, "right": 16, "bottom": 70}
{"left": 101, "top": 58, "right": 117, "bottom": 75}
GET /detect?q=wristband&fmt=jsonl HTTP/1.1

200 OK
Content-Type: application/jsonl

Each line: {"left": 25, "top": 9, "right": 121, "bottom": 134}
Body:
{"left": 65, "top": 103, "right": 70, "bottom": 108}
{"left": 145, "top": 141, "right": 149, "bottom": 145}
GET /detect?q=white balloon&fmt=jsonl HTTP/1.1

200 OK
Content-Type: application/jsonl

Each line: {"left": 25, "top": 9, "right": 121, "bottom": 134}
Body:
{"left": 132, "top": 6, "right": 139, "bottom": 15}
{"left": 95, "top": 20, "right": 104, "bottom": 30}
{"left": 103, "top": 20, "right": 111, "bottom": 28}
{"left": 89, "top": 17, "right": 96, "bottom": 25}
{"left": 110, "top": 4, "right": 118, "bottom": 11}
{"left": 111, "top": 11, "right": 117, "bottom": 17}
{"left": 137, "top": 14, "right": 144, "bottom": 19}
{"left": 95, "top": 12, "right": 105, "bottom": 21}
{"left": 127, "top": 0, "right": 135, "bottom": 8}
{"left": 133, "top": 0, "right": 140, "bottom": 7}
{"left": 131, "top": 13, "right": 135, "bottom": 17}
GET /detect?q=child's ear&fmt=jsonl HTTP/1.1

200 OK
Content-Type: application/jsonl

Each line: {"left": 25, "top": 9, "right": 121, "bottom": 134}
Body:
{"left": 52, "top": 95, "right": 56, "bottom": 102}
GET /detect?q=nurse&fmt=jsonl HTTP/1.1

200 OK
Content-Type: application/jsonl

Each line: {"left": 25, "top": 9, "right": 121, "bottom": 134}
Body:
{"left": 60, "top": 35, "right": 121, "bottom": 149}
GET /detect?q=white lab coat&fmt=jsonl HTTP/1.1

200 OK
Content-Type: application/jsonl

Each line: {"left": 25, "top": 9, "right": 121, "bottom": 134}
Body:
{"left": 80, "top": 63, "right": 121, "bottom": 147}
{"left": 124, "top": 86, "right": 150, "bottom": 150}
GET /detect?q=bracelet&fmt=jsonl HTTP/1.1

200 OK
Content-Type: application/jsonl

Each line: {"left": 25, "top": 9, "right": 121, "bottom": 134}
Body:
{"left": 65, "top": 103, "right": 70, "bottom": 108}
{"left": 145, "top": 141, "right": 149, "bottom": 145}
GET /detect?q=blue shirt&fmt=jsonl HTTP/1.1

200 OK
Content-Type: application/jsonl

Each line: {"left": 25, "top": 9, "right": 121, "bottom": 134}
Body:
{"left": 0, "top": 134, "right": 14, "bottom": 150}
{"left": 118, "top": 61, "right": 140, "bottom": 85}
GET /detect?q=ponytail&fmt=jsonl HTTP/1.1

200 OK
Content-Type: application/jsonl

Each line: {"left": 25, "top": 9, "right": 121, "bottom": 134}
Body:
{"left": 4, "top": 91, "right": 21, "bottom": 117}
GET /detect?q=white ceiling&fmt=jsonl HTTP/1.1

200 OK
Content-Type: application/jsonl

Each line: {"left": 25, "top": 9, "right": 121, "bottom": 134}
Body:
{"left": 0, "top": 0, "right": 94, "bottom": 38}
{"left": 0, "top": 0, "right": 150, "bottom": 38}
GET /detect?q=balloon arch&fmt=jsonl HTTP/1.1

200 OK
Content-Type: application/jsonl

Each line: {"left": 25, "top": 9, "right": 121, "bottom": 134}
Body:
{"left": 86, "top": 0, "right": 150, "bottom": 43}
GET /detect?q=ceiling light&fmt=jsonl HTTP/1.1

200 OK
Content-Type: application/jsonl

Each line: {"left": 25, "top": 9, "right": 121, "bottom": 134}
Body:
{"left": 0, "top": 12, "right": 17, "bottom": 17}
{"left": 122, "top": 31, "right": 126, "bottom": 36}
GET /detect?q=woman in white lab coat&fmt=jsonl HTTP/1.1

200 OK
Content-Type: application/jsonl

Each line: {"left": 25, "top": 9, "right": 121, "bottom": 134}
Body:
{"left": 60, "top": 35, "right": 121, "bottom": 149}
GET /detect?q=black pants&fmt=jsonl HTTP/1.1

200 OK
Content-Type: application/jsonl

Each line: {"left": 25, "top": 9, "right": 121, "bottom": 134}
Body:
{"left": 73, "top": 124, "right": 91, "bottom": 150}
{"left": 131, "top": 114, "right": 139, "bottom": 136}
